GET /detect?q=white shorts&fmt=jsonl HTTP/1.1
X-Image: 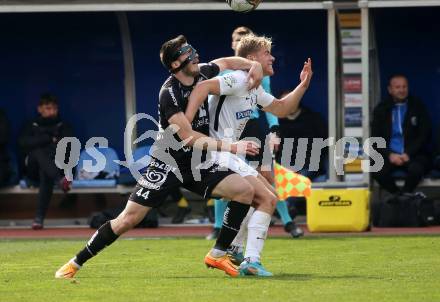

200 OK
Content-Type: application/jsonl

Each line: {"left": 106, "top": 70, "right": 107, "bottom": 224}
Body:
{"left": 210, "top": 151, "right": 258, "bottom": 178}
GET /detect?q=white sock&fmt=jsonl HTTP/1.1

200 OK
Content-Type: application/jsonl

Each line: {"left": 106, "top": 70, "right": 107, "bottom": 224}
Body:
{"left": 244, "top": 210, "right": 271, "bottom": 263}
{"left": 210, "top": 248, "right": 227, "bottom": 257}
{"left": 71, "top": 258, "right": 82, "bottom": 268}
{"left": 231, "top": 207, "right": 255, "bottom": 251}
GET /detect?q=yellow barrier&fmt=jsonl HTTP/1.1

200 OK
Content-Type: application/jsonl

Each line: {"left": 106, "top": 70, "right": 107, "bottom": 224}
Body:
{"left": 307, "top": 188, "right": 370, "bottom": 232}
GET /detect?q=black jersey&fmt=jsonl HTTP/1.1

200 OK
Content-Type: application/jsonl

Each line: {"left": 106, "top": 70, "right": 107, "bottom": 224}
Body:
{"left": 154, "top": 62, "right": 220, "bottom": 168}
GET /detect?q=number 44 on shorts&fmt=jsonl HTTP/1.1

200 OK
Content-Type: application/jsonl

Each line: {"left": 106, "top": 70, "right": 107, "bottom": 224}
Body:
{"left": 136, "top": 188, "right": 150, "bottom": 200}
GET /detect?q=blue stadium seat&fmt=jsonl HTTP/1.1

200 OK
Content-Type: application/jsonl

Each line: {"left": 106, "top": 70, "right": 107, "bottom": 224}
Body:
{"left": 118, "top": 145, "right": 152, "bottom": 185}
{"left": 73, "top": 147, "right": 120, "bottom": 188}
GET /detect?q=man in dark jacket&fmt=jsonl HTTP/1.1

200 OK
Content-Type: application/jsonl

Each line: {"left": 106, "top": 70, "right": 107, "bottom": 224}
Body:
{"left": 0, "top": 109, "right": 11, "bottom": 186}
{"left": 18, "top": 93, "right": 73, "bottom": 229}
{"left": 371, "top": 74, "right": 431, "bottom": 194}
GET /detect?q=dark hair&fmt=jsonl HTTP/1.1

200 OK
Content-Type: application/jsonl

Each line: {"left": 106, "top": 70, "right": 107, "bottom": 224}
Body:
{"left": 39, "top": 93, "right": 58, "bottom": 106}
{"left": 232, "top": 26, "right": 254, "bottom": 37}
{"left": 388, "top": 73, "right": 408, "bottom": 85}
{"left": 160, "top": 35, "right": 187, "bottom": 71}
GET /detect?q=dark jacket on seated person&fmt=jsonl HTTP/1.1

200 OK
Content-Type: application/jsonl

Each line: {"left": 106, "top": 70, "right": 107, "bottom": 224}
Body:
{"left": 371, "top": 94, "right": 431, "bottom": 194}
{"left": 18, "top": 115, "right": 73, "bottom": 180}
{"left": 19, "top": 93, "right": 74, "bottom": 228}
{"left": 371, "top": 95, "right": 431, "bottom": 160}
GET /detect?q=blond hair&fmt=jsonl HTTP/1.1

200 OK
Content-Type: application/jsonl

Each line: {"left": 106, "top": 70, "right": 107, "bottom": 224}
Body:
{"left": 236, "top": 34, "right": 272, "bottom": 58}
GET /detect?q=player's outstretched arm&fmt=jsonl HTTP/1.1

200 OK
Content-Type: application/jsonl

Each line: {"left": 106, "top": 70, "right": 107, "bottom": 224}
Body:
{"left": 263, "top": 58, "right": 313, "bottom": 118}
{"left": 211, "top": 57, "right": 263, "bottom": 90}
{"left": 185, "top": 79, "right": 220, "bottom": 123}
{"left": 168, "top": 112, "right": 259, "bottom": 155}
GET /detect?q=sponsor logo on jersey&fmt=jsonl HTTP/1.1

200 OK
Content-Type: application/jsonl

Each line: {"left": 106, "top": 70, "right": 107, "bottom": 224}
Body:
{"left": 148, "top": 161, "right": 176, "bottom": 173}
{"left": 167, "top": 87, "right": 178, "bottom": 106}
{"left": 138, "top": 172, "right": 167, "bottom": 190}
{"left": 137, "top": 161, "right": 175, "bottom": 190}
{"left": 145, "top": 170, "right": 167, "bottom": 183}
{"left": 236, "top": 109, "right": 253, "bottom": 120}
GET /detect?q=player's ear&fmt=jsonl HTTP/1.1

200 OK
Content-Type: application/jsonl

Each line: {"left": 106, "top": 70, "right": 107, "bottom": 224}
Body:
{"left": 171, "top": 60, "right": 181, "bottom": 70}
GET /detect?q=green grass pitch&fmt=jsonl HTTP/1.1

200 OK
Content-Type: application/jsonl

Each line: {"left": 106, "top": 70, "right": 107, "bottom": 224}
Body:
{"left": 1, "top": 236, "right": 439, "bottom": 302}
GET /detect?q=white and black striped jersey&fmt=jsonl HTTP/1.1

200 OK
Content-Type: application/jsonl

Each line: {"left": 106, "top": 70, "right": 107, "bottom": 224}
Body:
{"left": 209, "top": 70, "right": 274, "bottom": 142}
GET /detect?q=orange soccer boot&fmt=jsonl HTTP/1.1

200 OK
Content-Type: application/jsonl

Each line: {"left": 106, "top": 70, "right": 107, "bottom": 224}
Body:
{"left": 204, "top": 252, "right": 239, "bottom": 277}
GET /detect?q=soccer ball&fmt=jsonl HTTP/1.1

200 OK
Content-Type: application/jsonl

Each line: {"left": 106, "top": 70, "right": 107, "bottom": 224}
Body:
{"left": 226, "top": 0, "right": 260, "bottom": 13}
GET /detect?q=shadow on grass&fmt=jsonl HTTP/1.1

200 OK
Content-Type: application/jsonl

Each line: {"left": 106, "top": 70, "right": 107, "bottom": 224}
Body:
{"left": 164, "top": 273, "right": 384, "bottom": 281}
{"left": 238, "top": 273, "right": 384, "bottom": 281}
{"left": 162, "top": 274, "right": 311, "bottom": 281}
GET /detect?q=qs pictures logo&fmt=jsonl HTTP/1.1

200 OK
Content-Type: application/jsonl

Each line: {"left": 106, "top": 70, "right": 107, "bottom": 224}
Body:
{"left": 318, "top": 195, "right": 352, "bottom": 207}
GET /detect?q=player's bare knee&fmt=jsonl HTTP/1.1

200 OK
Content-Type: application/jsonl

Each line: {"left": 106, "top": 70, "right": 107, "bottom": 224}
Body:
{"left": 257, "top": 192, "right": 277, "bottom": 214}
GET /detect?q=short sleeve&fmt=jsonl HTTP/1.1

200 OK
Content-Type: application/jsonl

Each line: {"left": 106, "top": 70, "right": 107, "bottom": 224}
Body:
{"left": 218, "top": 70, "right": 249, "bottom": 96}
{"left": 159, "top": 86, "right": 182, "bottom": 121}
{"left": 199, "top": 62, "right": 220, "bottom": 79}
{"left": 256, "top": 85, "right": 275, "bottom": 108}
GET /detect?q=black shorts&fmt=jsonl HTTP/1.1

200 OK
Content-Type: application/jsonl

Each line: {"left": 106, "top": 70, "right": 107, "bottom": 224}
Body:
{"left": 240, "top": 118, "right": 269, "bottom": 166}
{"left": 129, "top": 159, "right": 235, "bottom": 208}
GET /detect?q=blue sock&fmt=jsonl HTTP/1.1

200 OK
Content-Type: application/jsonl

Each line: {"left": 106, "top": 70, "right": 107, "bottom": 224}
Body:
{"left": 214, "top": 199, "right": 228, "bottom": 229}
{"left": 276, "top": 200, "right": 292, "bottom": 225}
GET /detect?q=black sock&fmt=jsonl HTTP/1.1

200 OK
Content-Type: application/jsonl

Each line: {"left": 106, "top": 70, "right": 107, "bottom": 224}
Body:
{"left": 214, "top": 201, "right": 250, "bottom": 251}
{"left": 75, "top": 221, "right": 119, "bottom": 266}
